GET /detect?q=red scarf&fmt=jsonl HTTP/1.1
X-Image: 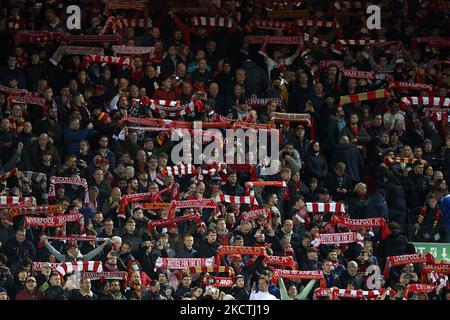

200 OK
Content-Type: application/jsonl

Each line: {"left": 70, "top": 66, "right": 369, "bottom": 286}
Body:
{"left": 383, "top": 253, "right": 435, "bottom": 278}
{"left": 81, "top": 55, "right": 134, "bottom": 70}
{"left": 328, "top": 216, "right": 391, "bottom": 239}
{"left": 48, "top": 177, "right": 89, "bottom": 207}
{"left": 241, "top": 208, "right": 271, "bottom": 222}
{"left": 339, "top": 89, "right": 390, "bottom": 106}
{"left": 155, "top": 257, "right": 214, "bottom": 270}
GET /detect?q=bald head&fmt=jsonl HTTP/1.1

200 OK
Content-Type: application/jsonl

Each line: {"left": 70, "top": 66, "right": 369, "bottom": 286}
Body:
{"left": 340, "top": 136, "right": 350, "bottom": 144}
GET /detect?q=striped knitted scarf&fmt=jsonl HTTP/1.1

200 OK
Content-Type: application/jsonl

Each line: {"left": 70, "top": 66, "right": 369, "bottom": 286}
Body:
{"left": 430, "top": 110, "right": 450, "bottom": 123}
{"left": 339, "top": 89, "right": 390, "bottom": 106}
{"left": 333, "top": 1, "right": 370, "bottom": 10}
{"left": 55, "top": 261, "right": 103, "bottom": 276}
{"left": 215, "top": 194, "right": 259, "bottom": 206}
{"left": 47, "top": 236, "right": 109, "bottom": 242}
{"left": 48, "top": 177, "right": 89, "bottom": 207}
{"left": 300, "top": 32, "right": 340, "bottom": 53}
{"left": 81, "top": 55, "right": 134, "bottom": 70}
{"left": 400, "top": 96, "right": 450, "bottom": 111}
{"left": 0, "top": 196, "right": 36, "bottom": 208}
{"left": 383, "top": 253, "right": 435, "bottom": 278}
{"left": 328, "top": 216, "right": 391, "bottom": 239}
{"left": 112, "top": 45, "right": 154, "bottom": 55}
{"left": 306, "top": 202, "right": 346, "bottom": 213}
{"left": 120, "top": 117, "right": 191, "bottom": 129}
{"left": 192, "top": 17, "right": 233, "bottom": 28}
{"left": 154, "top": 257, "right": 214, "bottom": 270}
{"left": 160, "top": 163, "right": 226, "bottom": 178}
{"left": 271, "top": 112, "right": 311, "bottom": 125}
{"left": 382, "top": 156, "right": 425, "bottom": 166}
{"left": 314, "top": 287, "right": 395, "bottom": 300}
{"left": 186, "top": 266, "right": 234, "bottom": 275}
{"left": 147, "top": 99, "right": 205, "bottom": 118}
{"left": 421, "top": 263, "right": 450, "bottom": 284}
{"left": 50, "top": 46, "right": 105, "bottom": 66}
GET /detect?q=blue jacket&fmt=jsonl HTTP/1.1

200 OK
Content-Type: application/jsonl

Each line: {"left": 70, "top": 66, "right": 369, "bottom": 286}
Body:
{"left": 64, "top": 126, "right": 92, "bottom": 155}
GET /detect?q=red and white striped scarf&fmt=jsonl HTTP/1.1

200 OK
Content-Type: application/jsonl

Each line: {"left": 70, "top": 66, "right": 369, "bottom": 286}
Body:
{"left": 306, "top": 202, "right": 346, "bottom": 213}
{"left": 383, "top": 253, "right": 435, "bottom": 278}
{"left": 105, "top": 1, "right": 147, "bottom": 15}
{"left": 400, "top": 96, "right": 450, "bottom": 111}
{"left": 55, "top": 261, "right": 103, "bottom": 276}
{"left": 4, "top": 205, "right": 63, "bottom": 224}
{"left": 247, "top": 35, "right": 303, "bottom": 45}
{"left": 429, "top": 110, "right": 450, "bottom": 123}
{"left": 0, "top": 85, "right": 45, "bottom": 106}
{"left": 32, "top": 262, "right": 60, "bottom": 272}
{"left": 147, "top": 99, "right": 204, "bottom": 118}
{"left": 9, "top": 95, "right": 46, "bottom": 106}
{"left": 48, "top": 177, "right": 89, "bottom": 207}
{"left": 333, "top": 1, "right": 370, "bottom": 10}
{"left": 192, "top": 17, "right": 233, "bottom": 28}
{"left": 121, "top": 18, "right": 152, "bottom": 28}
{"left": 64, "top": 34, "right": 122, "bottom": 44}
{"left": 296, "top": 19, "right": 342, "bottom": 36}
{"left": 50, "top": 46, "right": 105, "bottom": 66}
{"left": 341, "top": 69, "right": 375, "bottom": 80}
{"left": 339, "top": 89, "right": 390, "bottom": 106}
{"left": 155, "top": 257, "right": 214, "bottom": 270}
{"left": 16, "top": 30, "right": 61, "bottom": 44}
{"left": 118, "top": 191, "right": 155, "bottom": 218}
{"left": 272, "top": 269, "right": 325, "bottom": 286}
{"left": 314, "top": 287, "right": 393, "bottom": 300}
{"left": 215, "top": 194, "right": 259, "bottom": 206}
{"left": 47, "top": 236, "right": 108, "bottom": 242}
{"left": 300, "top": 32, "right": 340, "bottom": 53}
{"left": 336, "top": 39, "right": 386, "bottom": 50}
{"left": 120, "top": 117, "right": 191, "bottom": 129}
{"left": 247, "top": 19, "right": 290, "bottom": 31}
{"left": 0, "top": 196, "right": 36, "bottom": 208}
{"left": 112, "top": 45, "right": 154, "bottom": 55}
{"left": 81, "top": 55, "right": 134, "bottom": 70}
{"left": 241, "top": 208, "right": 271, "bottom": 222}
{"left": 328, "top": 216, "right": 391, "bottom": 239}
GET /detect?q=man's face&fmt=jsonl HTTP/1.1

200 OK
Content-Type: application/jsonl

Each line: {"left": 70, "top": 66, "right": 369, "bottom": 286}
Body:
{"left": 258, "top": 279, "right": 268, "bottom": 292}
{"left": 50, "top": 275, "right": 61, "bottom": 286}
{"left": 414, "top": 164, "right": 424, "bottom": 175}
{"left": 209, "top": 83, "right": 219, "bottom": 96}
{"left": 16, "top": 230, "right": 26, "bottom": 243}
{"left": 328, "top": 251, "right": 338, "bottom": 262}
{"left": 184, "top": 236, "right": 194, "bottom": 249}
{"left": 93, "top": 213, "right": 103, "bottom": 224}
{"left": 80, "top": 279, "right": 91, "bottom": 291}
{"left": 228, "top": 174, "right": 237, "bottom": 185}
{"left": 350, "top": 114, "right": 359, "bottom": 125}
{"left": 348, "top": 264, "right": 358, "bottom": 276}
{"left": 283, "top": 220, "right": 293, "bottom": 232}
{"left": 158, "top": 273, "right": 167, "bottom": 284}
{"left": 99, "top": 137, "right": 108, "bottom": 149}
{"left": 322, "top": 261, "right": 332, "bottom": 273}
{"left": 7, "top": 56, "right": 17, "bottom": 69}
{"left": 207, "top": 232, "right": 217, "bottom": 244}
{"left": 110, "top": 281, "right": 121, "bottom": 294}
{"left": 182, "top": 277, "right": 191, "bottom": 288}
{"left": 94, "top": 170, "right": 104, "bottom": 183}
{"left": 126, "top": 222, "right": 136, "bottom": 234}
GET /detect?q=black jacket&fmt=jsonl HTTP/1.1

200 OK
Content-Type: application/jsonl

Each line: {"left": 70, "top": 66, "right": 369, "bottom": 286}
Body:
{"left": 194, "top": 239, "right": 220, "bottom": 258}
{"left": 331, "top": 143, "right": 364, "bottom": 182}
{"left": 44, "top": 285, "right": 67, "bottom": 300}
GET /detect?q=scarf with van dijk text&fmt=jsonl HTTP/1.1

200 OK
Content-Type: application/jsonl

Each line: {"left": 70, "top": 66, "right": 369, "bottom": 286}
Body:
{"left": 383, "top": 253, "right": 436, "bottom": 279}
{"left": 400, "top": 96, "right": 450, "bottom": 111}
{"left": 81, "top": 55, "right": 135, "bottom": 70}
{"left": 50, "top": 46, "right": 105, "bottom": 66}
{"left": 215, "top": 246, "right": 268, "bottom": 266}
{"left": 328, "top": 216, "right": 391, "bottom": 239}
{"left": 339, "top": 89, "right": 390, "bottom": 106}
{"left": 55, "top": 261, "right": 103, "bottom": 277}
{"left": 154, "top": 257, "right": 215, "bottom": 270}
{"left": 48, "top": 177, "right": 89, "bottom": 207}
